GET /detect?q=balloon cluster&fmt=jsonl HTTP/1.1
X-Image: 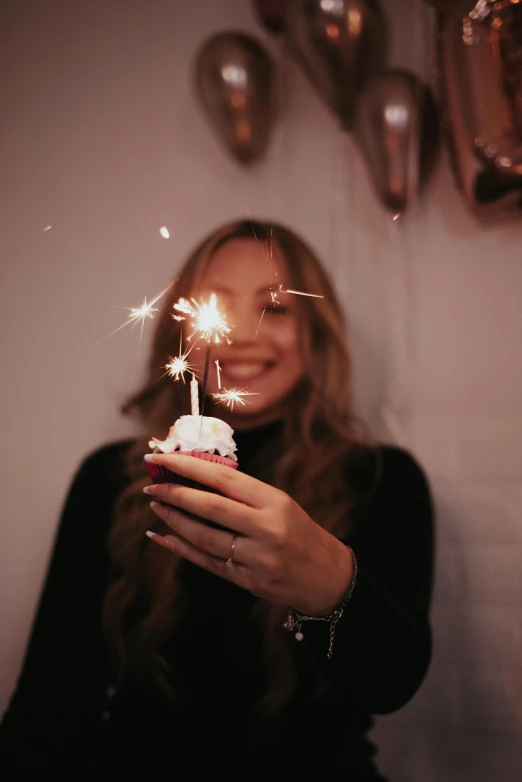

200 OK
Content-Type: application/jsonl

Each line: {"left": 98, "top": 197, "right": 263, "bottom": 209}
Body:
{"left": 193, "top": 1, "right": 439, "bottom": 216}
{"left": 194, "top": 1, "right": 522, "bottom": 218}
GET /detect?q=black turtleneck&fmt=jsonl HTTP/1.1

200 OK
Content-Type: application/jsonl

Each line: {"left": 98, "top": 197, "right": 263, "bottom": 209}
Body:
{"left": 0, "top": 421, "right": 434, "bottom": 777}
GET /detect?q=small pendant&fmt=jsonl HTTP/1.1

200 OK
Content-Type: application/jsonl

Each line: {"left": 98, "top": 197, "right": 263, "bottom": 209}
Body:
{"left": 295, "top": 631, "right": 304, "bottom": 641}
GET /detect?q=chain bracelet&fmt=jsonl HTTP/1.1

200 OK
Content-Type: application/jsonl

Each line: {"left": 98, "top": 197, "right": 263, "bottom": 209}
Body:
{"left": 283, "top": 547, "right": 358, "bottom": 660}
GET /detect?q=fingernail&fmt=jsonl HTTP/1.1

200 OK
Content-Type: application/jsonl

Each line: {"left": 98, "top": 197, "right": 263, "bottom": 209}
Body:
{"left": 144, "top": 454, "right": 154, "bottom": 462}
{"left": 145, "top": 530, "right": 176, "bottom": 551}
{"left": 150, "top": 501, "right": 161, "bottom": 510}
{"left": 143, "top": 486, "right": 152, "bottom": 495}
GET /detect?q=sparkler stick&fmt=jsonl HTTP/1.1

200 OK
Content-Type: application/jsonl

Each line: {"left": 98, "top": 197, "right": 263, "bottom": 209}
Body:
{"left": 215, "top": 360, "right": 222, "bottom": 389}
{"left": 200, "top": 348, "right": 212, "bottom": 417}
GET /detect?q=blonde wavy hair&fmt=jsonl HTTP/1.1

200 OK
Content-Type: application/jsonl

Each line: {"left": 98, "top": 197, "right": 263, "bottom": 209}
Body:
{"left": 103, "top": 219, "right": 378, "bottom": 714}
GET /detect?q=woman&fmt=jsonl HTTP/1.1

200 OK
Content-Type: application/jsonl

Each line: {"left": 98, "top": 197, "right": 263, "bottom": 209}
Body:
{"left": 0, "top": 220, "right": 434, "bottom": 777}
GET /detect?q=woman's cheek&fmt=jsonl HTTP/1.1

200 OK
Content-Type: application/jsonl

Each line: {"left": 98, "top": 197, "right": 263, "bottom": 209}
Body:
{"left": 275, "top": 319, "right": 300, "bottom": 352}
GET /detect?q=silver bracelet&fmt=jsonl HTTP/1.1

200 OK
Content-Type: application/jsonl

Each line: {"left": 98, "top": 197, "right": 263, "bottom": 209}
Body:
{"left": 283, "top": 547, "right": 358, "bottom": 660}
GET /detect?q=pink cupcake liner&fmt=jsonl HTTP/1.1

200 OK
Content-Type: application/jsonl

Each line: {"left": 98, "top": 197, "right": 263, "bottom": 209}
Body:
{"left": 145, "top": 449, "right": 237, "bottom": 491}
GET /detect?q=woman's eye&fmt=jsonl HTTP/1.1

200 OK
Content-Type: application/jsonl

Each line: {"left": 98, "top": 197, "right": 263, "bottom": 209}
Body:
{"left": 264, "top": 303, "right": 288, "bottom": 315}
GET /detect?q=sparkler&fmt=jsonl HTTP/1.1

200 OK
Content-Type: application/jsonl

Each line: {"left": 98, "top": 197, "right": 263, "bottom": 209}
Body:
{"left": 172, "top": 293, "right": 231, "bottom": 417}
{"left": 212, "top": 388, "right": 259, "bottom": 410}
{"left": 172, "top": 294, "right": 231, "bottom": 344}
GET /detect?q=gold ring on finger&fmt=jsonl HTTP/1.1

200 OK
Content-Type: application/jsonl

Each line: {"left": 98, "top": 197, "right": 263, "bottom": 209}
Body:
{"left": 226, "top": 533, "right": 237, "bottom": 567}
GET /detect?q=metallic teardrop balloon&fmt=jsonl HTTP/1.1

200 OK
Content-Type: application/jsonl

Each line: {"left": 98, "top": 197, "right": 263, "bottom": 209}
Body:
{"left": 284, "top": 0, "right": 388, "bottom": 129}
{"left": 438, "top": 6, "right": 522, "bottom": 217}
{"left": 354, "top": 69, "right": 437, "bottom": 214}
{"left": 194, "top": 32, "right": 277, "bottom": 165}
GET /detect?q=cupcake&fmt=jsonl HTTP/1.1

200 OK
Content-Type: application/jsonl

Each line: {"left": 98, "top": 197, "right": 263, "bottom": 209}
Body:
{"left": 146, "top": 414, "right": 238, "bottom": 491}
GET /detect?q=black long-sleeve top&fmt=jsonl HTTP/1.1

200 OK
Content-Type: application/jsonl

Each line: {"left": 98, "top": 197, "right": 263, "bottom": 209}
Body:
{"left": 0, "top": 421, "right": 434, "bottom": 778}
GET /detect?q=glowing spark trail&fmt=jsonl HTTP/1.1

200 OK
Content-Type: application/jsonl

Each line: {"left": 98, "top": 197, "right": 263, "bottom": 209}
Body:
{"left": 215, "top": 359, "right": 222, "bottom": 389}
{"left": 285, "top": 289, "right": 324, "bottom": 298}
{"left": 212, "top": 388, "right": 259, "bottom": 410}
{"left": 268, "top": 283, "right": 325, "bottom": 301}
{"left": 255, "top": 306, "right": 267, "bottom": 337}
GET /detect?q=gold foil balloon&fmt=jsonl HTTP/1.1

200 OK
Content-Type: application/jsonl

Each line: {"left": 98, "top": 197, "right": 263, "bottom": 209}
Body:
{"left": 194, "top": 32, "right": 276, "bottom": 165}
{"left": 284, "top": 0, "right": 387, "bottom": 129}
{"left": 438, "top": 6, "right": 522, "bottom": 217}
{"left": 354, "top": 70, "right": 437, "bottom": 215}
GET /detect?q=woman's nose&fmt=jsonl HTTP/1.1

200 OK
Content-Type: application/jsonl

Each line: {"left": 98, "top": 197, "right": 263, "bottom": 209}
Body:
{"left": 228, "top": 303, "right": 263, "bottom": 342}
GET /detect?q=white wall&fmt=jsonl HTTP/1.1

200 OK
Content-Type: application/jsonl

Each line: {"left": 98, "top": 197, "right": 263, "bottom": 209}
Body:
{"left": 1, "top": 1, "right": 521, "bottom": 779}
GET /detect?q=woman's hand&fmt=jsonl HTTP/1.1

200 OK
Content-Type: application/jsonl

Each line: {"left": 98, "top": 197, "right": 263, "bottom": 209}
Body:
{"left": 144, "top": 453, "right": 354, "bottom": 615}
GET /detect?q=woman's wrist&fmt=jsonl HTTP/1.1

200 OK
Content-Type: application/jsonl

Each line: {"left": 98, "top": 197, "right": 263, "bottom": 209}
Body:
{"left": 317, "top": 541, "right": 355, "bottom": 615}
{"left": 295, "top": 539, "right": 354, "bottom": 616}
{"left": 284, "top": 545, "right": 358, "bottom": 659}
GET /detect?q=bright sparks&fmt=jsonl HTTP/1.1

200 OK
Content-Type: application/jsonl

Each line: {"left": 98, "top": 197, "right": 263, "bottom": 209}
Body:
{"left": 164, "top": 352, "right": 195, "bottom": 383}
{"left": 211, "top": 388, "right": 258, "bottom": 410}
{"left": 129, "top": 297, "right": 158, "bottom": 322}
{"left": 159, "top": 226, "right": 170, "bottom": 238}
{"left": 98, "top": 280, "right": 174, "bottom": 344}
{"left": 215, "top": 359, "right": 222, "bottom": 389}
{"left": 173, "top": 294, "right": 231, "bottom": 344}
{"left": 161, "top": 332, "right": 196, "bottom": 384}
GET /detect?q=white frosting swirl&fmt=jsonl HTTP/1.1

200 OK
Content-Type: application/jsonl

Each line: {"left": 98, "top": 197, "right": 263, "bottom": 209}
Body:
{"left": 149, "top": 415, "right": 237, "bottom": 460}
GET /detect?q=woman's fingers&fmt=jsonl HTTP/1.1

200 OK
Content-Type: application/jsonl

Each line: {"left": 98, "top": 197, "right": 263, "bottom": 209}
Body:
{"left": 144, "top": 453, "right": 269, "bottom": 509}
{"left": 149, "top": 500, "right": 250, "bottom": 564}
{"left": 145, "top": 482, "right": 256, "bottom": 536}
{"left": 146, "top": 529, "right": 251, "bottom": 591}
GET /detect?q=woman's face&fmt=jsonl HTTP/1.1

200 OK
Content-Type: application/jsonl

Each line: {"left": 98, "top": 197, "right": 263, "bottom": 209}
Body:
{"left": 190, "top": 237, "right": 304, "bottom": 428}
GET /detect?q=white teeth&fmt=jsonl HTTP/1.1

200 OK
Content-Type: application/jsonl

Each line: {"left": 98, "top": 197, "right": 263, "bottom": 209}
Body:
{"left": 222, "top": 362, "right": 268, "bottom": 380}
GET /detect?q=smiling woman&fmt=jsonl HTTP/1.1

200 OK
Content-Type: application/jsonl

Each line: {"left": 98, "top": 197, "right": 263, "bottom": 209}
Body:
{"left": 0, "top": 220, "right": 434, "bottom": 778}
{"left": 191, "top": 236, "right": 304, "bottom": 425}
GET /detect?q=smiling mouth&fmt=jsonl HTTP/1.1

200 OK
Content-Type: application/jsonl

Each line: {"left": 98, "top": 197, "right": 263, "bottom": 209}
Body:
{"left": 219, "top": 361, "right": 274, "bottom": 381}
